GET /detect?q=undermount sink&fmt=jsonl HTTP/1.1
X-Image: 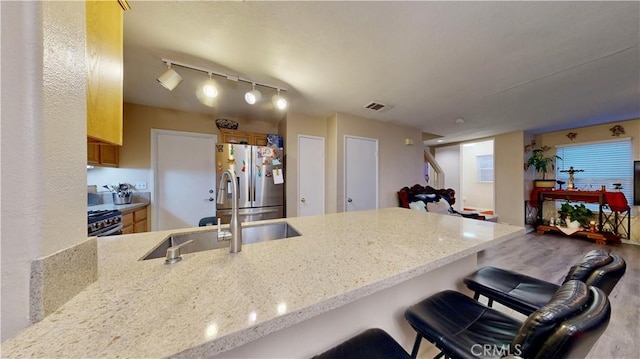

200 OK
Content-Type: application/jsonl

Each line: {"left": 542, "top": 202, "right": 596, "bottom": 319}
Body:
{"left": 141, "top": 222, "right": 301, "bottom": 261}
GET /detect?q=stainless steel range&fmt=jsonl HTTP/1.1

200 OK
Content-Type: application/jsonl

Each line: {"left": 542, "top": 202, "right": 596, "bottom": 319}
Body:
{"left": 87, "top": 209, "right": 123, "bottom": 237}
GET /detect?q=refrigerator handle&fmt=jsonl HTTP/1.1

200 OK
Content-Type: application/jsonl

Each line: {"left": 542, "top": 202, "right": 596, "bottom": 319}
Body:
{"left": 249, "top": 165, "right": 253, "bottom": 203}
{"left": 247, "top": 175, "right": 251, "bottom": 202}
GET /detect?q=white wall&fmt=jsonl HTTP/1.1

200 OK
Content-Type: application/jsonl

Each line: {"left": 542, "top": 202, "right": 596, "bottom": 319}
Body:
{"left": 435, "top": 145, "right": 461, "bottom": 211}
{"left": 461, "top": 140, "right": 494, "bottom": 211}
{"left": 87, "top": 167, "right": 151, "bottom": 193}
{"left": 1, "top": 1, "right": 87, "bottom": 340}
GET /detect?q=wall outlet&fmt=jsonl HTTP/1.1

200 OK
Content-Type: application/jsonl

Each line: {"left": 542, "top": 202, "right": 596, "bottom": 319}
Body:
{"left": 135, "top": 182, "right": 147, "bottom": 190}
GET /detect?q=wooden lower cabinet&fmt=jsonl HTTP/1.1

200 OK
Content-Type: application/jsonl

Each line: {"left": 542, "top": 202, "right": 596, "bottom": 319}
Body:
{"left": 122, "top": 205, "right": 148, "bottom": 233}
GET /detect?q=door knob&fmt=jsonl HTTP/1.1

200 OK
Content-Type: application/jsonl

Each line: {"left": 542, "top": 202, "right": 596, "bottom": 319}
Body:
{"left": 207, "top": 197, "right": 214, "bottom": 202}
{"left": 209, "top": 189, "right": 214, "bottom": 193}
{"left": 347, "top": 198, "right": 353, "bottom": 203}
{"left": 301, "top": 198, "right": 306, "bottom": 203}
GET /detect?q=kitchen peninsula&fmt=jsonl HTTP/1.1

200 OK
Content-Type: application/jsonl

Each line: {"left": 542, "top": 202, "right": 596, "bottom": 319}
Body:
{"left": 2, "top": 208, "right": 524, "bottom": 358}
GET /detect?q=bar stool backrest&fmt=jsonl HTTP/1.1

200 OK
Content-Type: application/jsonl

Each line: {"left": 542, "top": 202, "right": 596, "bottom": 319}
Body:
{"left": 584, "top": 254, "right": 626, "bottom": 295}
{"left": 510, "top": 280, "right": 589, "bottom": 357}
{"left": 561, "top": 249, "right": 612, "bottom": 283}
{"left": 531, "top": 286, "right": 611, "bottom": 359}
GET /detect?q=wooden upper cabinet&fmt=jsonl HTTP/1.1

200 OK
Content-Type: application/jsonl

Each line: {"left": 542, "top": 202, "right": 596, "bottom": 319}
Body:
{"left": 99, "top": 144, "right": 119, "bottom": 167}
{"left": 253, "top": 135, "right": 268, "bottom": 146}
{"left": 87, "top": 143, "right": 119, "bottom": 167}
{"left": 219, "top": 129, "right": 269, "bottom": 146}
{"left": 86, "top": 0, "right": 128, "bottom": 145}
{"left": 87, "top": 143, "right": 100, "bottom": 165}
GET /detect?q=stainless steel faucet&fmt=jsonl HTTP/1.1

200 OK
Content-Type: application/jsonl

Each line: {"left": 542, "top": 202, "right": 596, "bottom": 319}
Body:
{"left": 217, "top": 170, "right": 242, "bottom": 253}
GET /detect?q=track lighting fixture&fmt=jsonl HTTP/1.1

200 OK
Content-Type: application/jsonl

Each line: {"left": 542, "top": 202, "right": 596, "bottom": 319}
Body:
{"left": 157, "top": 62, "right": 183, "bottom": 91}
{"left": 157, "top": 58, "right": 288, "bottom": 110}
{"left": 272, "top": 89, "right": 287, "bottom": 110}
{"left": 244, "top": 83, "right": 262, "bottom": 105}
{"left": 203, "top": 73, "right": 218, "bottom": 98}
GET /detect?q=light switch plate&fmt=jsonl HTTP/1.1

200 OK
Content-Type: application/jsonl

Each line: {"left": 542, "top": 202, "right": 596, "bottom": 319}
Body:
{"left": 135, "top": 182, "right": 147, "bottom": 190}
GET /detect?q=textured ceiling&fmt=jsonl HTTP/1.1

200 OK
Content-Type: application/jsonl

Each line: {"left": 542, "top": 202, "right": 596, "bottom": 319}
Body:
{"left": 123, "top": 1, "right": 640, "bottom": 145}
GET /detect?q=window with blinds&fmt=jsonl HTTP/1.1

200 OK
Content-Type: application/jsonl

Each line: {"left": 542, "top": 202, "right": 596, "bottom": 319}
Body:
{"left": 555, "top": 139, "right": 632, "bottom": 207}
{"left": 477, "top": 154, "right": 494, "bottom": 182}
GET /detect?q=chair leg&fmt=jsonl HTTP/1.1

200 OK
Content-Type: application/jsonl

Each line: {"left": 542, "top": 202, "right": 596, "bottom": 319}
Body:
{"left": 410, "top": 333, "right": 422, "bottom": 359}
{"left": 434, "top": 352, "right": 445, "bottom": 359}
{"left": 487, "top": 298, "right": 494, "bottom": 307}
{"left": 473, "top": 292, "right": 480, "bottom": 300}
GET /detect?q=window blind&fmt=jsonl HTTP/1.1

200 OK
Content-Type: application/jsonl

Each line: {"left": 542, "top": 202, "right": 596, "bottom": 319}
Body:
{"left": 477, "top": 154, "right": 494, "bottom": 182}
{"left": 555, "top": 139, "right": 632, "bottom": 204}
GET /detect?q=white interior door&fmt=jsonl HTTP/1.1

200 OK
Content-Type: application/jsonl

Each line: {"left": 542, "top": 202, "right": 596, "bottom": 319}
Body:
{"left": 345, "top": 136, "right": 378, "bottom": 212}
{"left": 152, "top": 130, "right": 217, "bottom": 230}
{"left": 298, "top": 135, "right": 325, "bottom": 217}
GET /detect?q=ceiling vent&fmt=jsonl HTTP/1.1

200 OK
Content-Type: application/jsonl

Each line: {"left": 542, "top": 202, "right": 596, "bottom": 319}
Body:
{"left": 364, "top": 101, "right": 392, "bottom": 112}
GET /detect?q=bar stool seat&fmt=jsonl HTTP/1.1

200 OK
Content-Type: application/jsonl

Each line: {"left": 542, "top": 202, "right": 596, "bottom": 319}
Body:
{"left": 463, "top": 249, "right": 618, "bottom": 315}
{"left": 464, "top": 266, "right": 560, "bottom": 315}
{"left": 404, "top": 280, "right": 611, "bottom": 359}
{"left": 311, "top": 328, "right": 411, "bottom": 359}
{"left": 405, "top": 290, "right": 521, "bottom": 359}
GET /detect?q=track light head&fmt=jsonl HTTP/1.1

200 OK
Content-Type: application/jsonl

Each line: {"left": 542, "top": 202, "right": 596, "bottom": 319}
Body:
{"left": 271, "top": 89, "right": 287, "bottom": 110}
{"left": 245, "top": 83, "right": 262, "bottom": 105}
{"left": 157, "top": 62, "right": 183, "bottom": 91}
{"left": 203, "top": 73, "right": 218, "bottom": 98}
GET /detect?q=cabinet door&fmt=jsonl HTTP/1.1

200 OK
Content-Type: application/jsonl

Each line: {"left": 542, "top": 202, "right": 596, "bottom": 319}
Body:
{"left": 133, "top": 219, "right": 147, "bottom": 233}
{"left": 99, "top": 145, "right": 119, "bottom": 167}
{"left": 87, "top": 143, "right": 100, "bottom": 165}
{"left": 253, "top": 135, "right": 268, "bottom": 146}
{"left": 221, "top": 130, "right": 252, "bottom": 144}
{"left": 122, "top": 212, "right": 134, "bottom": 227}
{"left": 122, "top": 225, "right": 134, "bottom": 234}
{"left": 133, "top": 207, "right": 147, "bottom": 222}
{"left": 86, "top": 0, "right": 124, "bottom": 145}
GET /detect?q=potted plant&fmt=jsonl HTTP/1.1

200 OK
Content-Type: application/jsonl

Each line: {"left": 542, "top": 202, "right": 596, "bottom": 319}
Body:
{"left": 557, "top": 202, "right": 594, "bottom": 228}
{"left": 525, "top": 145, "right": 562, "bottom": 188}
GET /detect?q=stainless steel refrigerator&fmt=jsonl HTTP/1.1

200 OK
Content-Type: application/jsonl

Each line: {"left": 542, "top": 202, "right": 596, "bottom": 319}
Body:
{"left": 215, "top": 143, "right": 284, "bottom": 223}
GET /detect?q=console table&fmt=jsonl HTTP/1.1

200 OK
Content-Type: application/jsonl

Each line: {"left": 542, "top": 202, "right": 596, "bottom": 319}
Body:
{"left": 530, "top": 189, "right": 630, "bottom": 244}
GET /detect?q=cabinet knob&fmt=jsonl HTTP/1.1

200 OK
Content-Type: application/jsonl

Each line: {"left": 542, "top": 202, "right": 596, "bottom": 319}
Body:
{"left": 207, "top": 197, "right": 214, "bottom": 202}
{"left": 347, "top": 198, "right": 353, "bottom": 203}
{"left": 301, "top": 198, "right": 306, "bottom": 203}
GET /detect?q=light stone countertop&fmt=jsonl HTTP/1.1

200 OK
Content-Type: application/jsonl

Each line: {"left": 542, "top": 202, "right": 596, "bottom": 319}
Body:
{"left": 1, "top": 208, "right": 525, "bottom": 358}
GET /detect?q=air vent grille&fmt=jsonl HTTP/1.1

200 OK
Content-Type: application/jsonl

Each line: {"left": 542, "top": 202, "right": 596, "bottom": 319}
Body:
{"left": 364, "top": 102, "right": 388, "bottom": 111}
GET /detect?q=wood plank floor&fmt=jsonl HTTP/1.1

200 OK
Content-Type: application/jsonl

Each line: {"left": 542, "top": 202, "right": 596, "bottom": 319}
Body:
{"left": 420, "top": 233, "right": 640, "bottom": 358}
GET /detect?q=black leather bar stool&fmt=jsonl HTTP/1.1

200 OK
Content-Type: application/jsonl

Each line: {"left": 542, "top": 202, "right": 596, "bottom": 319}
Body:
{"left": 583, "top": 254, "right": 626, "bottom": 294}
{"left": 311, "top": 328, "right": 411, "bottom": 359}
{"left": 198, "top": 216, "right": 217, "bottom": 227}
{"left": 404, "top": 280, "right": 610, "bottom": 359}
{"left": 463, "top": 249, "right": 624, "bottom": 315}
